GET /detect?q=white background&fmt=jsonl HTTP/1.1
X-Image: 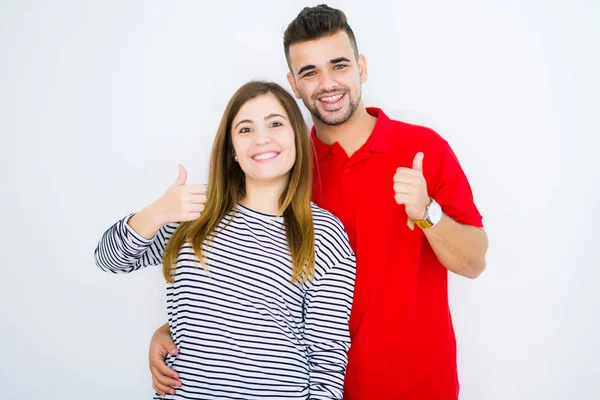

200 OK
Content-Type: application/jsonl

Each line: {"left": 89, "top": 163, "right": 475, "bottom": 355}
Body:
{"left": 1, "top": 0, "right": 598, "bottom": 399}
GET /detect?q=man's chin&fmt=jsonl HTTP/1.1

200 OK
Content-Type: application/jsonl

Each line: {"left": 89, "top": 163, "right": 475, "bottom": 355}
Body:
{"left": 319, "top": 113, "right": 351, "bottom": 126}
{"left": 312, "top": 107, "right": 350, "bottom": 126}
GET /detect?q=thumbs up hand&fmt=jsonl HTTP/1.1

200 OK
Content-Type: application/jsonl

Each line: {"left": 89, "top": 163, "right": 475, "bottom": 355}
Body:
{"left": 150, "top": 164, "right": 207, "bottom": 224}
{"left": 393, "top": 152, "right": 430, "bottom": 221}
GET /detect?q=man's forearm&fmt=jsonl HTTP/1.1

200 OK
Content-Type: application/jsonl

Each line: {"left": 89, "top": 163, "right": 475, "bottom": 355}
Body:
{"left": 423, "top": 214, "right": 488, "bottom": 279}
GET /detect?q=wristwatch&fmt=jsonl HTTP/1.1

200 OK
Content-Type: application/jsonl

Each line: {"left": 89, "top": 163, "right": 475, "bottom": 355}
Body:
{"left": 414, "top": 198, "right": 442, "bottom": 229}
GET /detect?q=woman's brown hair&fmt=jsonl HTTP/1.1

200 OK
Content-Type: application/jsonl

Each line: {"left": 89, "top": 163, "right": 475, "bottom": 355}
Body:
{"left": 162, "top": 81, "right": 315, "bottom": 284}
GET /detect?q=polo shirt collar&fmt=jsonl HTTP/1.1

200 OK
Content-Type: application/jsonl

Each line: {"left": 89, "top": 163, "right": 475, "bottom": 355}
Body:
{"left": 311, "top": 107, "right": 392, "bottom": 160}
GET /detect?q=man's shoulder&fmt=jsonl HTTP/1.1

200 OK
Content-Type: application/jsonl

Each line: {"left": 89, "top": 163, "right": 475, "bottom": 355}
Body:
{"left": 371, "top": 110, "right": 453, "bottom": 159}
{"left": 387, "top": 117, "right": 448, "bottom": 146}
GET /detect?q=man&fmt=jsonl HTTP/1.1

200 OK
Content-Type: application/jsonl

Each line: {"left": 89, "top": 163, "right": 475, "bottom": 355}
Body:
{"left": 149, "top": 4, "right": 488, "bottom": 399}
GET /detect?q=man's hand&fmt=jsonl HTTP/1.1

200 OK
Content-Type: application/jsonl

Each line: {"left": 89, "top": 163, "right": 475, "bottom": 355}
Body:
{"left": 149, "top": 323, "right": 181, "bottom": 396}
{"left": 393, "top": 152, "right": 430, "bottom": 221}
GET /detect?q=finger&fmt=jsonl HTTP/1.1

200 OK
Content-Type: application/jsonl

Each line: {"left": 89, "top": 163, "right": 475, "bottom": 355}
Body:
{"left": 151, "top": 365, "right": 181, "bottom": 388}
{"left": 393, "top": 182, "right": 414, "bottom": 195}
{"left": 152, "top": 382, "right": 166, "bottom": 397}
{"left": 186, "top": 184, "right": 208, "bottom": 195}
{"left": 152, "top": 375, "right": 176, "bottom": 396}
{"left": 179, "top": 212, "right": 201, "bottom": 221}
{"left": 183, "top": 202, "right": 205, "bottom": 214}
{"left": 181, "top": 197, "right": 204, "bottom": 209}
{"left": 393, "top": 168, "right": 420, "bottom": 183}
{"left": 393, "top": 173, "right": 419, "bottom": 186}
{"left": 187, "top": 203, "right": 205, "bottom": 213}
{"left": 394, "top": 193, "right": 411, "bottom": 205}
{"left": 188, "top": 194, "right": 207, "bottom": 204}
{"left": 412, "top": 152, "right": 424, "bottom": 172}
{"left": 152, "top": 378, "right": 168, "bottom": 396}
{"left": 174, "top": 165, "right": 188, "bottom": 186}
{"left": 150, "top": 360, "right": 181, "bottom": 385}
{"left": 150, "top": 347, "right": 180, "bottom": 380}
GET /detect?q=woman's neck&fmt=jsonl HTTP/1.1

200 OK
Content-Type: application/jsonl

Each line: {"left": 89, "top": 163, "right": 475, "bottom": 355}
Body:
{"left": 239, "top": 177, "right": 288, "bottom": 215}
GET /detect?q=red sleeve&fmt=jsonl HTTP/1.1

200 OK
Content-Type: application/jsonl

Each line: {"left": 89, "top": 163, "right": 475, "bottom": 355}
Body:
{"left": 430, "top": 139, "right": 483, "bottom": 228}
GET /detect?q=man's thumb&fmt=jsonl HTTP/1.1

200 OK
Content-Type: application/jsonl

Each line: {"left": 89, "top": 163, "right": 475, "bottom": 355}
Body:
{"left": 412, "top": 152, "right": 424, "bottom": 172}
{"left": 174, "top": 164, "right": 187, "bottom": 185}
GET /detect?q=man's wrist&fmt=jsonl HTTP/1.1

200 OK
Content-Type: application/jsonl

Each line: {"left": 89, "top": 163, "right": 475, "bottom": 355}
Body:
{"left": 414, "top": 198, "right": 442, "bottom": 229}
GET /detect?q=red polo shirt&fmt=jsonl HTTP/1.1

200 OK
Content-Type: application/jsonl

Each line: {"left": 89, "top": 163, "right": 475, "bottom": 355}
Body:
{"left": 311, "top": 108, "right": 483, "bottom": 400}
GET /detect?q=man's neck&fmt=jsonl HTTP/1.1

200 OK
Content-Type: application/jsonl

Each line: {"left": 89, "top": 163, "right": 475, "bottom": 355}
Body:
{"left": 314, "top": 105, "right": 377, "bottom": 157}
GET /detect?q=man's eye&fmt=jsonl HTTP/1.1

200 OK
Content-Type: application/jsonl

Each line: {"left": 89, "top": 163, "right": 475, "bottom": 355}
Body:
{"left": 304, "top": 71, "right": 316, "bottom": 78}
{"left": 334, "top": 64, "right": 346, "bottom": 70}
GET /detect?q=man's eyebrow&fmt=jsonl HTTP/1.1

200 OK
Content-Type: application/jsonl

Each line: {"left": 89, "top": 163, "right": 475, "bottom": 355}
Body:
{"left": 330, "top": 57, "right": 351, "bottom": 64}
{"left": 297, "top": 57, "right": 351, "bottom": 75}
{"left": 297, "top": 64, "right": 316, "bottom": 75}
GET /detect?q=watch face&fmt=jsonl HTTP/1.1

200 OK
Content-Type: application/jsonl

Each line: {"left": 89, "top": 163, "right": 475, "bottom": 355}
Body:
{"left": 428, "top": 200, "right": 442, "bottom": 225}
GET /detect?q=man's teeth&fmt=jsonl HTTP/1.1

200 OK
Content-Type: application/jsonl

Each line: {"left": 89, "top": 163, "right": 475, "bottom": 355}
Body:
{"left": 253, "top": 152, "right": 278, "bottom": 160}
{"left": 320, "top": 94, "right": 344, "bottom": 102}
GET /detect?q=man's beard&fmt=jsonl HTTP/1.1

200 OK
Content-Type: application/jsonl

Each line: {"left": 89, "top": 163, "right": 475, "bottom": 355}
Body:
{"left": 305, "top": 88, "right": 361, "bottom": 126}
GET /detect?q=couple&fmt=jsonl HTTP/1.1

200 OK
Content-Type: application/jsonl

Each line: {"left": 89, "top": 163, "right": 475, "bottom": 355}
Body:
{"left": 95, "top": 4, "right": 488, "bottom": 400}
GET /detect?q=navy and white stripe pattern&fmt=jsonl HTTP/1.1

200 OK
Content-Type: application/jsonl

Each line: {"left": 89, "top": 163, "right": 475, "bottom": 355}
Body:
{"left": 94, "top": 203, "right": 356, "bottom": 400}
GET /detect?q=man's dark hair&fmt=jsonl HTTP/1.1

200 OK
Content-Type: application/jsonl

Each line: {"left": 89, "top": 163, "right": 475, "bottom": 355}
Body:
{"left": 283, "top": 4, "right": 359, "bottom": 71}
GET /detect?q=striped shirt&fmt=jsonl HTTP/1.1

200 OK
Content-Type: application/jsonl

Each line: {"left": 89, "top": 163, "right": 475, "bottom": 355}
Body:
{"left": 94, "top": 202, "right": 356, "bottom": 400}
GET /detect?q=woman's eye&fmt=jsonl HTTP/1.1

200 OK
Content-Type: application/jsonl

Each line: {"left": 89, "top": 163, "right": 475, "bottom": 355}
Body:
{"left": 270, "top": 122, "right": 283, "bottom": 128}
{"left": 239, "top": 127, "right": 251, "bottom": 133}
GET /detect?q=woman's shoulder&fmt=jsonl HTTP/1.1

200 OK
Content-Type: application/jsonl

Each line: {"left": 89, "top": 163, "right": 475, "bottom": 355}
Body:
{"left": 310, "top": 202, "right": 344, "bottom": 230}
{"left": 310, "top": 202, "right": 353, "bottom": 259}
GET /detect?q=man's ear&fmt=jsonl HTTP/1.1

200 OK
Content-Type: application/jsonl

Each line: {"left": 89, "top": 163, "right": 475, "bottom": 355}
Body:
{"left": 287, "top": 72, "right": 302, "bottom": 99}
{"left": 358, "top": 54, "right": 368, "bottom": 84}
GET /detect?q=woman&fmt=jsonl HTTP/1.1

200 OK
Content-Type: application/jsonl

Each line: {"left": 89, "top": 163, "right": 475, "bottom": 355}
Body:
{"left": 94, "top": 81, "right": 356, "bottom": 400}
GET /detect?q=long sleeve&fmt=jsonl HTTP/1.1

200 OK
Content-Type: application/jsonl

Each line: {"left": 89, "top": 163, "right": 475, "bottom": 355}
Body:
{"left": 94, "top": 213, "right": 180, "bottom": 273}
{"left": 305, "top": 254, "right": 356, "bottom": 399}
